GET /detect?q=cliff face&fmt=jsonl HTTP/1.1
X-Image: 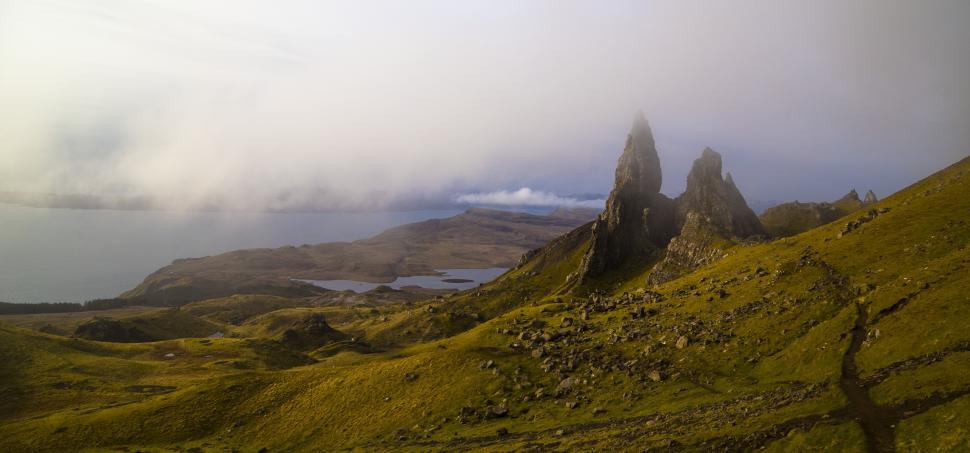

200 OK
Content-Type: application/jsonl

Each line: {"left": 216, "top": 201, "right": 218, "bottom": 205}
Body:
{"left": 578, "top": 112, "right": 676, "bottom": 279}
{"left": 646, "top": 211, "right": 730, "bottom": 286}
{"left": 675, "top": 148, "right": 765, "bottom": 239}
{"left": 577, "top": 114, "right": 764, "bottom": 284}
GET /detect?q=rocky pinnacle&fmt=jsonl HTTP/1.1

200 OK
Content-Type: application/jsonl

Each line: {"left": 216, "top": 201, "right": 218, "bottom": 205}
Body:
{"left": 578, "top": 112, "right": 675, "bottom": 280}
{"left": 577, "top": 114, "right": 768, "bottom": 284}
{"left": 675, "top": 148, "right": 765, "bottom": 239}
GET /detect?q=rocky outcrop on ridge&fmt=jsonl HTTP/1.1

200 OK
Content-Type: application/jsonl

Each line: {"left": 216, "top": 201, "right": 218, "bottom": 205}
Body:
{"left": 760, "top": 189, "right": 879, "bottom": 238}
{"left": 646, "top": 212, "right": 731, "bottom": 285}
{"left": 675, "top": 148, "right": 765, "bottom": 240}
{"left": 864, "top": 189, "right": 878, "bottom": 204}
{"left": 577, "top": 113, "right": 763, "bottom": 284}
{"left": 578, "top": 112, "right": 676, "bottom": 280}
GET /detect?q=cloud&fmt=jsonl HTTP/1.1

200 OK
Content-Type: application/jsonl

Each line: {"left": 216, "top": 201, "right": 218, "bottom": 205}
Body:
{"left": 0, "top": 0, "right": 968, "bottom": 210}
{"left": 455, "top": 188, "right": 604, "bottom": 208}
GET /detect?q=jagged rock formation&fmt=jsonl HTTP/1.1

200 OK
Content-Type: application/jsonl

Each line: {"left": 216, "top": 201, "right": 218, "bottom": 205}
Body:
{"left": 646, "top": 212, "right": 730, "bottom": 285}
{"left": 578, "top": 113, "right": 763, "bottom": 284}
{"left": 578, "top": 112, "right": 676, "bottom": 279}
{"left": 646, "top": 150, "right": 765, "bottom": 285}
{"left": 675, "top": 148, "right": 765, "bottom": 239}
{"left": 760, "top": 189, "right": 879, "bottom": 238}
{"left": 831, "top": 189, "right": 865, "bottom": 212}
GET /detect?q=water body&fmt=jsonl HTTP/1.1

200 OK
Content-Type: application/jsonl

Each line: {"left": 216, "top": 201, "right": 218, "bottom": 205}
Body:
{"left": 298, "top": 267, "right": 509, "bottom": 293}
{"left": 0, "top": 204, "right": 461, "bottom": 303}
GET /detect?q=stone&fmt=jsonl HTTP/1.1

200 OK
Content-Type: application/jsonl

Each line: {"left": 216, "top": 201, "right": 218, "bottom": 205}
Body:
{"left": 676, "top": 336, "right": 689, "bottom": 349}
{"left": 592, "top": 407, "right": 607, "bottom": 416}
{"left": 557, "top": 376, "right": 578, "bottom": 392}
{"left": 648, "top": 370, "right": 664, "bottom": 382}
{"left": 485, "top": 404, "right": 509, "bottom": 418}
{"left": 404, "top": 373, "right": 419, "bottom": 382}
{"left": 496, "top": 427, "right": 508, "bottom": 436}
{"left": 565, "top": 401, "right": 579, "bottom": 409}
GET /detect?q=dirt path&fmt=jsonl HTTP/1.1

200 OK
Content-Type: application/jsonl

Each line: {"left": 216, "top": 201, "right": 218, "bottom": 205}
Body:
{"left": 840, "top": 301, "right": 896, "bottom": 452}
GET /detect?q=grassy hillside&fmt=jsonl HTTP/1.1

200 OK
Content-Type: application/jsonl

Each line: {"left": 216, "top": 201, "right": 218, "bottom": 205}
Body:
{"left": 0, "top": 158, "right": 967, "bottom": 451}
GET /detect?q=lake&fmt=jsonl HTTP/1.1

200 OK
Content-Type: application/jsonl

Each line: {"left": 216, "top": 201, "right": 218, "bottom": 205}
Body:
{"left": 0, "top": 205, "right": 462, "bottom": 303}
{"left": 296, "top": 267, "right": 509, "bottom": 293}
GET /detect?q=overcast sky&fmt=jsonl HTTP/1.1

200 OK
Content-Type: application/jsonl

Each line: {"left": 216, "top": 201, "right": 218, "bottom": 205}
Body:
{"left": 1, "top": 0, "right": 968, "bottom": 211}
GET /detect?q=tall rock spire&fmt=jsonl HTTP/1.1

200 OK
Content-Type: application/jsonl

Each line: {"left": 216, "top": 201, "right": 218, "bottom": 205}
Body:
{"left": 577, "top": 112, "right": 675, "bottom": 280}
{"left": 619, "top": 110, "right": 663, "bottom": 194}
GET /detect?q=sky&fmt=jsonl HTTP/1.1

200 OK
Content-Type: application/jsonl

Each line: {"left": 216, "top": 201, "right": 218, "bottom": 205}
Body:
{"left": 1, "top": 0, "right": 968, "bottom": 211}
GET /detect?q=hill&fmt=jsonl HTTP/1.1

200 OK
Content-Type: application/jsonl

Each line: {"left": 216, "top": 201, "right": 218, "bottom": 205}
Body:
{"left": 121, "top": 207, "right": 598, "bottom": 306}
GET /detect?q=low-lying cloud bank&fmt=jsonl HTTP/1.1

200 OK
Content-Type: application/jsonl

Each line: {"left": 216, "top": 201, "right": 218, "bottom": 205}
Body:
{"left": 456, "top": 188, "right": 605, "bottom": 209}
{"left": 1, "top": 1, "right": 968, "bottom": 211}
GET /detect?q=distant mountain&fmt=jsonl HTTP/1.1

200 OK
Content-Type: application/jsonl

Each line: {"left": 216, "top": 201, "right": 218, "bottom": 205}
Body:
{"left": 760, "top": 188, "right": 878, "bottom": 238}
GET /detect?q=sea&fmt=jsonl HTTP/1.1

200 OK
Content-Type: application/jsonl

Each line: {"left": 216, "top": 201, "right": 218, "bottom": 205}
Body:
{"left": 0, "top": 204, "right": 462, "bottom": 303}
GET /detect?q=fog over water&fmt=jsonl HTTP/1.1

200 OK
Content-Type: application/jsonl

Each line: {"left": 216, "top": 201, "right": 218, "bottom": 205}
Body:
{"left": 0, "top": 205, "right": 460, "bottom": 303}
{"left": 1, "top": 1, "right": 968, "bottom": 210}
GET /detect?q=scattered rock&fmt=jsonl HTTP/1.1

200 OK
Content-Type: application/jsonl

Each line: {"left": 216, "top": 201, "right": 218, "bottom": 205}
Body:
{"left": 485, "top": 404, "right": 509, "bottom": 419}
{"left": 676, "top": 336, "right": 689, "bottom": 349}
{"left": 557, "top": 376, "right": 578, "bottom": 392}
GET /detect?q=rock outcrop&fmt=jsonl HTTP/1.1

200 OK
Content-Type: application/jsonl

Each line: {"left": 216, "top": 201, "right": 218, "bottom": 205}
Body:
{"left": 280, "top": 313, "right": 349, "bottom": 350}
{"left": 864, "top": 190, "right": 878, "bottom": 204}
{"left": 675, "top": 148, "right": 765, "bottom": 239}
{"left": 577, "top": 113, "right": 763, "bottom": 284}
{"left": 831, "top": 189, "right": 864, "bottom": 212}
{"left": 647, "top": 212, "right": 730, "bottom": 285}
{"left": 578, "top": 112, "right": 676, "bottom": 280}
{"left": 74, "top": 318, "right": 153, "bottom": 343}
